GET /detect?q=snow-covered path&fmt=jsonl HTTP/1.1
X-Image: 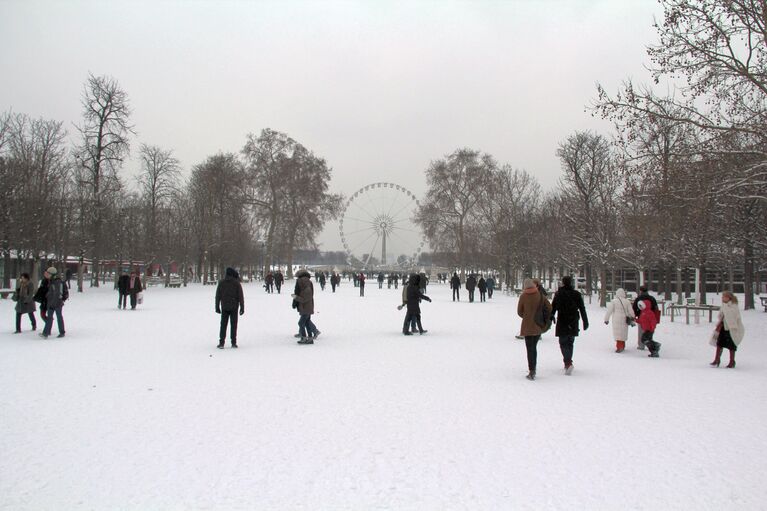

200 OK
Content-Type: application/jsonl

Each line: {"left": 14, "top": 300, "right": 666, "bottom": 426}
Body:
{"left": 2, "top": 281, "right": 766, "bottom": 510}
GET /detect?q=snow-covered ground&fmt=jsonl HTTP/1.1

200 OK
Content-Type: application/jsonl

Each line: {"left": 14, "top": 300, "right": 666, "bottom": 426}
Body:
{"left": 1, "top": 279, "right": 766, "bottom": 510}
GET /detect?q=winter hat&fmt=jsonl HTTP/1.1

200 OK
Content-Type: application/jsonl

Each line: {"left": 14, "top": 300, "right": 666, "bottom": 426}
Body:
{"left": 46, "top": 266, "right": 58, "bottom": 275}
{"left": 523, "top": 278, "right": 535, "bottom": 289}
{"left": 225, "top": 267, "right": 236, "bottom": 278}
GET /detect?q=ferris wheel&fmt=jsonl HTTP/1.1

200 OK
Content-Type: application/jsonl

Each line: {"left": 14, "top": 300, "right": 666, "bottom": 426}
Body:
{"left": 338, "top": 182, "right": 425, "bottom": 268}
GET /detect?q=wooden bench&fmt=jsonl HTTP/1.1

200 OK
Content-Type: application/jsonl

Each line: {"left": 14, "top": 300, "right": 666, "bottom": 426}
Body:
{"left": 669, "top": 304, "right": 720, "bottom": 324}
{"left": 203, "top": 280, "right": 217, "bottom": 286}
{"left": 760, "top": 296, "right": 767, "bottom": 312}
{"left": 165, "top": 279, "right": 183, "bottom": 288}
{"left": 0, "top": 289, "right": 13, "bottom": 299}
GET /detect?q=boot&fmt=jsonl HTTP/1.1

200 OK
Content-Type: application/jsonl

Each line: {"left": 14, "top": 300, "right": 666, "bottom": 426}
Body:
{"left": 526, "top": 371, "right": 536, "bottom": 381}
{"left": 726, "top": 350, "right": 736, "bottom": 368}
{"left": 616, "top": 340, "right": 625, "bottom": 353}
{"left": 710, "top": 347, "right": 723, "bottom": 367}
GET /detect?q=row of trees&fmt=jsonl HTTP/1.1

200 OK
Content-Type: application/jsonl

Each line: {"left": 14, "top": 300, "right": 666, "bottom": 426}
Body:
{"left": 0, "top": 74, "right": 342, "bottom": 290}
{"left": 416, "top": 0, "right": 767, "bottom": 309}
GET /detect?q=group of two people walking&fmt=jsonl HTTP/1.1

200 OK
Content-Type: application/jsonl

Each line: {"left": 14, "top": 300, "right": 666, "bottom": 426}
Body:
{"left": 518, "top": 276, "right": 588, "bottom": 380}
{"left": 12, "top": 267, "right": 68, "bottom": 338}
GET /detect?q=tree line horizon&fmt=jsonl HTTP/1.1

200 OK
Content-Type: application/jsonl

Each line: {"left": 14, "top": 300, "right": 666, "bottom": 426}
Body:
{"left": 1, "top": 1, "right": 766, "bottom": 309}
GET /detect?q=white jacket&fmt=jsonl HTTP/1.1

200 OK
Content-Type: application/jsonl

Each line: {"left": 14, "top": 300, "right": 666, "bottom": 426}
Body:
{"left": 718, "top": 301, "right": 745, "bottom": 345}
{"left": 604, "top": 289, "right": 635, "bottom": 341}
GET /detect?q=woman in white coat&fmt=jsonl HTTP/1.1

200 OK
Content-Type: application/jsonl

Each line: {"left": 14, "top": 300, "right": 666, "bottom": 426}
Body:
{"left": 604, "top": 288, "right": 635, "bottom": 353}
{"left": 711, "top": 291, "right": 745, "bottom": 368}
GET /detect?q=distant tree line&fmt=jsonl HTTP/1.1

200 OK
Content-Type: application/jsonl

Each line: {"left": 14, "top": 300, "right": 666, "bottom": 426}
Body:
{"left": 0, "top": 74, "right": 342, "bottom": 290}
{"left": 416, "top": 0, "right": 767, "bottom": 309}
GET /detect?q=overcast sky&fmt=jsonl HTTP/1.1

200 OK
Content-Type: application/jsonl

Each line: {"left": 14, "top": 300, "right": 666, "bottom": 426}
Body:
{"left": 0, "top": 0, "right": 662, "bottom": 251}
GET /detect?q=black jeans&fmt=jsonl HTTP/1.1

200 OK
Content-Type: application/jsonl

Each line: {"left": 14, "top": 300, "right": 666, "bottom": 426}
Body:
{"left": 219, "top": 309, "right": 239, "bottom": 342}
{"left": 16, "top": 312, "right": 37, "bottom": 331}
{"left": 488, "top": 288, "right": 494, "bottom": 299}
{"left": 480, "top": 291, "right": 486, "bottom": 302}
{"left": 468, "top": 290, "right": 475, "bottom": 302}
{"left": 559, "top": 335, "right": 575, "bottom": 367}
{"left": 452, "top": 289, "right": 459, "bottom": 301}
{"left": 525, "top": 335, "right": 541, "bottom": 372}
{"left": 119, "top": 292, "right": 128, "bottom": 309}
{"left": 403, "top": 312, "right": 423, "bottom": 333}
{"left": 129, "top": 293, "right": 137, "bottom": 309}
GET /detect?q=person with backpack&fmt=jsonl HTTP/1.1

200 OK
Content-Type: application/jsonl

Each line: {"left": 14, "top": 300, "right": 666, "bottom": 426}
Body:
{"left": 40, "top": 266, "right": 67, "bottom": 339}
{"left": 518, "top": 278, "right": 550, "bottom": 380}
{"left": 550, "top": 275, "right": 589, "bottom": 375}
{"left": 215, "top": 267, "right": 244, "bottom": 348}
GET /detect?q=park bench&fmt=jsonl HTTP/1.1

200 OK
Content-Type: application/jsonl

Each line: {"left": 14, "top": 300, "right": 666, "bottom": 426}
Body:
{"left": 203, "top": 280, "right": 217, "bottom": 285}
{"left": 668, "top": 303, "right": 720, "bottom": 324}
{"left": 760, "top": 296, "right": 767, "bottom": 312}
{"left": 0, "top": 289, "right": 13, "bottom": 299}
{"left": 165, "top": 278, "right": 183, "bottom": 288}
{"left": 146, "top": 276, "right": 164, "bottom": 287}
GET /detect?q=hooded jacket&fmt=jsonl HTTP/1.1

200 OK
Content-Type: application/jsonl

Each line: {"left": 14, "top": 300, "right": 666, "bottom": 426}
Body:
{"left": 215, "top": 267, "right": 244, "bottom": 313}
{"left": 295, "top": 269, "right": 314, "bottom": 315}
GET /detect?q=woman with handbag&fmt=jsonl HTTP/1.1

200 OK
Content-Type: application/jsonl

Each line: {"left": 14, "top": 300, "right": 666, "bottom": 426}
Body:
{"left": 604, "top": 288, "right": 635, "bottom": 353}
{"left": 710, "top": 291, "right": 745, "bottom": 368}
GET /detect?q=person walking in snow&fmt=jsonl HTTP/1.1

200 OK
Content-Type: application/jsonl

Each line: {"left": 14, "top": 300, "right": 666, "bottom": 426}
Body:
{"left": 398, "top": 282, "right": 418, "bottom": 334}
{"left": 293, "top": 269, "right": 320, "bottom": 344}
{"left": 478, "top": 276, "right": 487, "bottom": 302}
{"left": 274, "top": 270, "right": 284, "bottom": 294}
{"left": 33, "top": 273, "right": 49, "bottom": 322}
{"left": 632, "top": 285, "right": 658, "bottom": 351}
{"left": 330, "top": 272, "right": 339, "bottom": 293}
{"left": 117, "top": 269, "right": 130, "bottom": 309}
{"left": 603, "top": 288, "right": 635, "bottom": 353}
{"left": 466, "top": 274, "right": 477, "bottom": 303}
{"left": 636, "top": 296, "right": 661, "bottom": 357}
{"left": 550, "top": 276, "right": 588, "bottom": 374}
{"left": 710, "top": 291, "right": 744, "bottom": 368}
{"left": 126, "top": 269, "right": 143, "bottom": 310}
{"left": 378, "top": 272, "right": 385, "bottom": 289}
{"left": 358, "top": 272, "right": 366, "bottom": 297}
{"left": 40, "top": 266, "right": 67, "bottom": 339}
{"left": 486, "top": 275, "right": 495, "bottom": 299}
{"left": 402, "top": 274, "right": 431, "bottom": 335}
{"left": 12, "top": 273, "right": 37, "bottom": 333}
{"left": 215, "top": 267, "right": 244, "bottom": 349}
{"left": 319, "top": 271, "right": 326, "bottom": 291}
{"left": 450, "top": 272, "right": 461, "bottom": 301}
{"left": 518, "top": 278, "right": 548, "bottom": 380}
{"left": 264, "top": 272, "right": 274, "bottom": 293}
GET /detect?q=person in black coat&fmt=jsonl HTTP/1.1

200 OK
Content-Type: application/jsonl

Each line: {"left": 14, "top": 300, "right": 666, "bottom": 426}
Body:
{"left": 403, "top": 274, "right": 432, "bottom": 335}
{"left": 551, "top": 275, "right": 589, "bottom": 374}
{"left": 34, "top": 275, "right": 50, "bottom": 321}
{"left": 215, "top": 267, "right": 245, "bottom": 348}
{"left": 117, "top": 270, "right": 130, "bottom": 309}
{"left": 274, "top": 271, "right": 284, "bottom": 294}
{"left": 450, "top": 272, "right": 461, "bottom": 301}
{"left": 466, "top": 274, "right": 477, "bottom": 302}
{"left": 478, "top": 276, "right": 487, "bottom": 302}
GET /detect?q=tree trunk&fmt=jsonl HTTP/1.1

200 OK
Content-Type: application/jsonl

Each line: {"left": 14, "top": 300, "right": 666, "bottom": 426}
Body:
{"left": 699, "top": 265, "right": 707, "bottom": 305}
{"left": 599, "top": 266, "right": 607, "bottom": 307}
{"left": 664, "top": 263, "right": 672, "bottom": 300}
{"left": 744, "top": 240, "right": 755, "bottom": 310}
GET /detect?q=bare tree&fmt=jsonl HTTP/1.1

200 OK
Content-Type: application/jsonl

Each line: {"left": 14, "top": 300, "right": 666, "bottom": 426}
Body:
{"left": 415, "top": 148, "right": 495, "bottom": 277}
{"left": 137, "top": 143, "right": 181, "bottom": 271}
{"left": 75, "top": 73, "right": 133, "bottom": 287}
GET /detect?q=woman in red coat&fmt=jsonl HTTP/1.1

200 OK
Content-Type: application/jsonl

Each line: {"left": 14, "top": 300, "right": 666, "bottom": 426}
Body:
{"left": 636, "top": 299, "right": 661, "bottom": 357}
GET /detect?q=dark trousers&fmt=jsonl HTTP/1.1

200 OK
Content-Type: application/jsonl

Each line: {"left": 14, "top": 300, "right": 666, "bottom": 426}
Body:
{"left": 219, "top": 309, "right": 238, "bottom": 342}
{"left": 525, "top": 335, "right": 541, "bottom": 372}
{"left": 276, "top": 283, "right": 282, "bottom": 294}
{"left": 642, "top": 330, "right": 660, "bottom": 354}
{"left": 360, "top": 283, "right": 365, "bottom": 296}
{"left": 129, "top": 292, "right": 137, "bottom": 309}
{"left": 298, "top": 314, "right": 317, "bottom": 338}
{"left": 403, "top": 312, "right": 423, "bottom": 333}
{"left": 452, "top": 288, "right": 460, "bottom": 301}
{"left": 119, "top": 292, "right": 128, "bottom": 309}
{"left": 480, "top": 291, "right": 486, "bottom": 302}
{"left": 559, "top": 335, "right": 575, "bottom": 367}
{"left": 488, "top": 288, "right": 494, "bottom": 299}
{"left": 16, "top": 312, "right": 37, "bottom": 331}
{"left": 331, "top": 283, "right": 336, "bottom": 292}
{"left": 42, "top": 306, "right": 65, "bottom": 336}
{"left": 468, "top": 290, "right": 475, "bottom": 302}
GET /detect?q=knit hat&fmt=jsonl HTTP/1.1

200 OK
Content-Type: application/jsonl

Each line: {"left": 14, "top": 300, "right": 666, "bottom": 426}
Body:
{"left": 46, "top": 266, "right": 58, "bottom": 275}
